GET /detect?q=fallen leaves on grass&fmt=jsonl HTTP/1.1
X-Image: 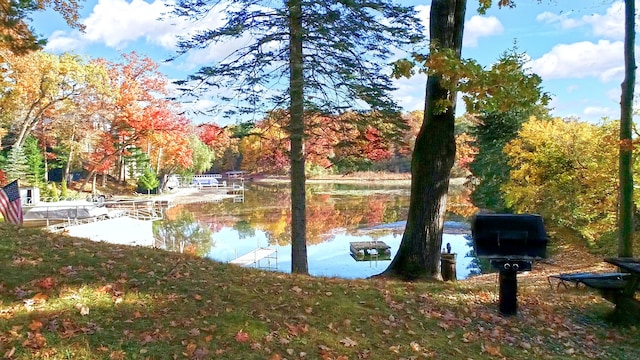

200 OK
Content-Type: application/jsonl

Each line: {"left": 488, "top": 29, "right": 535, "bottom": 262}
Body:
{"left": 339, "top": 337, "right": 357, "bottom": 347}
{"left": 234, "top": 330, "right": 250, "bottom": 343}
{"left": 1, "top": 226, "right": 639, "bottom": 360}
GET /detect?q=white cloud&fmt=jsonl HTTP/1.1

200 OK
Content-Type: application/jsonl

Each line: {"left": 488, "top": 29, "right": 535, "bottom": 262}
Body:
{"left": 43, "top": 0, "right": 229, "bottom": 54}
{"left": 464, "top": 16, "right": 504, "bottom": 47}
{"left": 392, "top": 73, "right": 427, "bottom": 113}
{"left": 583, "top": 106, "right": 614, "bottom": 118}
{"left": 80, "top": 0, "right": 173, "bottom": 48}
{"left": 536, "top": 11, "right": 582, "bottom": 30}
{"left": 44, "top": 31, "right": 83, "bottom": 52}
{"left": 528, "top": 40, "right": 624, "bottom": 82}
{"left": 582, "top": 1, "right": 626, "bottom": 40}
{"left": 537, "top": 2, "right": 629, "bottom": 41}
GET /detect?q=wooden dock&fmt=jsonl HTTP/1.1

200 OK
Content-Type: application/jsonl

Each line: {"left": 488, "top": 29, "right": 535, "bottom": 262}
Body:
{"left": 230, "top": 247, "right": 277, "bottom": 268}
{"left": 350, "top": 241, "right": 392, "bottom": 261}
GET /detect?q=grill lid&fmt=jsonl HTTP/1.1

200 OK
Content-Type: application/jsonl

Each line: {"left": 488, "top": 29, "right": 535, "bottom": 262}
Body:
{"left": 471, "top": 214, "right": 548, "bottom": 259}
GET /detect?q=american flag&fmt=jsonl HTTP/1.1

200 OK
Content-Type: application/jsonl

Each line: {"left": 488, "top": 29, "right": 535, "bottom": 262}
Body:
{"left": 0, "top": 180, "right": 23, "bottom": 225}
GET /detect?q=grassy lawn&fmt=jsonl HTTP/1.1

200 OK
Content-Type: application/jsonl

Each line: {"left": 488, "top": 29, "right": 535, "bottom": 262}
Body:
{"left": 1, "top": 223, "right": 639, "bottom": 359}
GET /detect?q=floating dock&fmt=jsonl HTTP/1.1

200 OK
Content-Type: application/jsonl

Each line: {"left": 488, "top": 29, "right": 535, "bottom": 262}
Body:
{"left": 350, "top": 241, "right": 392, "bottom": 261}
{"left": 230, "top": 247, "right": 277, "bottom": 268}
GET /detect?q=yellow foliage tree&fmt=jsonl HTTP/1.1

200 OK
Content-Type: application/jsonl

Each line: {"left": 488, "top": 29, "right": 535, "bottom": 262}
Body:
{"left": 503, "top": 117, "right": 625, "bottom": 243}
{"left": 0, "top": 51, "right": 110, "bottom": 147}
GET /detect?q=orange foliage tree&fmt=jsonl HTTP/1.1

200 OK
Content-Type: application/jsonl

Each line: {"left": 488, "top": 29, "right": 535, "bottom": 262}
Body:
{"left": 82, "top": 52, "right": 193, "bottom": 189}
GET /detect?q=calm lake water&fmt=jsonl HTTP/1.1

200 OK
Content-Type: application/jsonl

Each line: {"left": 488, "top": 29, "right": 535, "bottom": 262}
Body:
{"left": 154, "top": 182, "right": 480, "bottom": 279}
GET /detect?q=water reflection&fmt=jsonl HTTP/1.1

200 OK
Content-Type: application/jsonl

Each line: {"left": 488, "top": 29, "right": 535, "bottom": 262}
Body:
{"left": 154, "top": 182, "right": 481, "bottom": 279}
{"left": 153, "top": 210, "right": 214, "bottom": 256}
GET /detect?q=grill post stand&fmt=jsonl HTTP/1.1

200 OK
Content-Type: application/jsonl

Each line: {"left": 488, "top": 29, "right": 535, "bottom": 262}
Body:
{"left": 498, "top": 269, "right": 518, "bottom": 315}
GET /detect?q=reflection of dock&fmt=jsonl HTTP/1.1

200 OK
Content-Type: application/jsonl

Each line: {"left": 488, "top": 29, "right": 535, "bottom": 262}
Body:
{"left": 350, "top": 241, "right": 392, "bottom": 261}
{"left": 230, "top": 247, "right": 277, "bottom": 269}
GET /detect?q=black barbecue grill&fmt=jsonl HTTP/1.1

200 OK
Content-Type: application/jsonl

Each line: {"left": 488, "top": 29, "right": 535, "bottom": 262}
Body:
{"left": 472, "top": 214, "right": 549, "bottom": 315}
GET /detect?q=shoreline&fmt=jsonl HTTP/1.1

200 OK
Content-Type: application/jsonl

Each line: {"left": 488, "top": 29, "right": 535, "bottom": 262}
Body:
{"left": 159, "top": 176, "right": 468, "bottom": 205}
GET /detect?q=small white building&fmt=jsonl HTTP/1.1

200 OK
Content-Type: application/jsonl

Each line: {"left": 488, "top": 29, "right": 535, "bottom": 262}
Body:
{"left": 20, "top": 187, "right": 40, "bottom": 206}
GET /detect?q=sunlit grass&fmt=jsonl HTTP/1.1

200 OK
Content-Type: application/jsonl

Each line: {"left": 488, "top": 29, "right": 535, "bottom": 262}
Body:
{"left": 1, "top": 224, "right": 639, "bottom": 359}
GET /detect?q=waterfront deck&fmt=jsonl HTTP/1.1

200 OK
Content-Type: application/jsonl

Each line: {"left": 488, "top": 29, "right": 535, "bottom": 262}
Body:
{"left": 230, "top": 247, "right": 277, "bottom": 268}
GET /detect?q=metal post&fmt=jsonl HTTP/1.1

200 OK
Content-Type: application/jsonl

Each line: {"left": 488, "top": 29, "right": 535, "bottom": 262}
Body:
{"left": 499, "top": 268, "right": 518, "bottom": 315}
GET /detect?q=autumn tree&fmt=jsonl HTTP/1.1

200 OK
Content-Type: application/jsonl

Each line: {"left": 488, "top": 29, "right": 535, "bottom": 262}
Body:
{"left": 0, "top": 0, "right": 83, "bottom": 54}
{"left": 469, "top": 49, "right": 550, "bottom": 212}
{"left": 240, "top": 121, "right": 290, "bottom": 174}
{"left": 82, "top": 53, "right": 191, "bottom": 191}
{"left": 381, "top": 0, "right": 466, "bottom": 280}
{"left": 141, "top": 100, "right": 194, "bottom": 181}
{"left": 502, "top": 118, "right": 621, "bottom": 246}
{"left": 240, "top": 110, "right": 341, "bottom": 174}
{"left": 383, "top": 0, "right": 550, "bottom": 279}
{"left": 42, "top": 80, "right": 109, "bottom": 184}
{"left": 172, "top": 0, "right": 422, "bottom": 274}
{"left": 0, "top": 51, "right": 109, "bottom": 149}
{"left": 187, "top": 136, "right": 214, "bottom": 175}
{"left": 331, "top": 112, "right": 403, "bottom": 173}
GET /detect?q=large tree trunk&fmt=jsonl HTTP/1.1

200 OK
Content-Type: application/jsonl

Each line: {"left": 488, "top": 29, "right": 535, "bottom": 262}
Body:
{"left": 382, "top": 0, "right": 466, "bottom": 280}
{"left": 288, "top": 0, "right": 309, "bottom": 274}
{"left": 618, "top": 0, "right": 636, "bottom": 257}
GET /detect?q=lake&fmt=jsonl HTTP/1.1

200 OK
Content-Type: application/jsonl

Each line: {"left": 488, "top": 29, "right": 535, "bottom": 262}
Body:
{"left": 154, "top": 181, "right": 480, "bottom": 279}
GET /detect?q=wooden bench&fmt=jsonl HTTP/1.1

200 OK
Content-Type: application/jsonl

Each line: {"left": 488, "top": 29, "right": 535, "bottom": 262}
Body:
{"left": 547, "top": 272, "right": 630, "bottom": 289}
{"left": 556, "top": 258, "right": 640, "bottom": 319}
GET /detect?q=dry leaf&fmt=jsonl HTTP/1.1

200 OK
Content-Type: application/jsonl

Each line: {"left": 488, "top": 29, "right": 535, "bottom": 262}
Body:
{"left": 234, "top": 330, "right": 250, "bottom": 343}
{"left": 31, "top": 293, "right": 48, "bottom": 303}
{"left": 184, "top": 342, "right": 197, "bottom": 356}
{"left": 76, "top": 303, "right": 90, "bottom": 316}
{"left": 37, "top": 277, "right": 56, "bottom": 290}
{"left": 483, "top": 344, "right": 502, "bottom": 357}
{"left": 109, "top": 350, "right": 126, "bottom": 360}
{"left": 3, "top": 347, "right": 15, "bottom": 358}
{"left": 28, "top": 320, "right": 43, "bottom": 331}
{"left": 340, "top": 337, "right": 357, "bottom": 347}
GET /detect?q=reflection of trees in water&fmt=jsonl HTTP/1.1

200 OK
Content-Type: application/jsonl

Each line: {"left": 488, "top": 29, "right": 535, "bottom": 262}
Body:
{"left": 464, "top": 234, "right": 490, "bottom": 276}
{"left": 173, "top": 183, "right": 474, "bottom": 248}
{"left": 154, "top": 210, "right": 214, "bottom": 256}
{"left": 233, "top": 220, "right": 255, "bottom": 239}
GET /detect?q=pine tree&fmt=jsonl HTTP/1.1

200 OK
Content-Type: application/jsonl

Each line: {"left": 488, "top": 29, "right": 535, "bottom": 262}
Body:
{"left": 4, "top": 145, "right": 29, "bottom": 182}
{"left": 172, "top": 0, "right": 423, "bottom": 274}
{"left": 23, "top": 136, "right": 45, "bottom": 188}
{"left": 138, "top": 168, "right": 160, "bottom": 196}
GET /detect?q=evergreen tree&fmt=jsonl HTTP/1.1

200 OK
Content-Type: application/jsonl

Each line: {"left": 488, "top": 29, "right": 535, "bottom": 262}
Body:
{"left": 138, "top": 167, "right": 160, "bottom": 196}
{"left": 468, "top": 50, "right": 550, "bottom": 212}
{"left": 60, "top": 179, "right": 68, "bottom": 199}
{"left": 4, "top": 145, "right": 29, "bottom": 182}
{"left": 23, "top": 136, "right": 45, "bottom": 188}
{"left": 172, "top": 0, "right": 423, "bottom": 274}
{"left": 49, "top": 182, "right": 60, "bottom": 202}
{"left": 125, "top": 147, "right": 150, "bottom": 182}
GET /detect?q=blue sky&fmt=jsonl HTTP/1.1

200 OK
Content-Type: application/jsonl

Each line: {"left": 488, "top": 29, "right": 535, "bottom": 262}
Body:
{"left": 31, "top": 0, "right": 636, "bottom": 126}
